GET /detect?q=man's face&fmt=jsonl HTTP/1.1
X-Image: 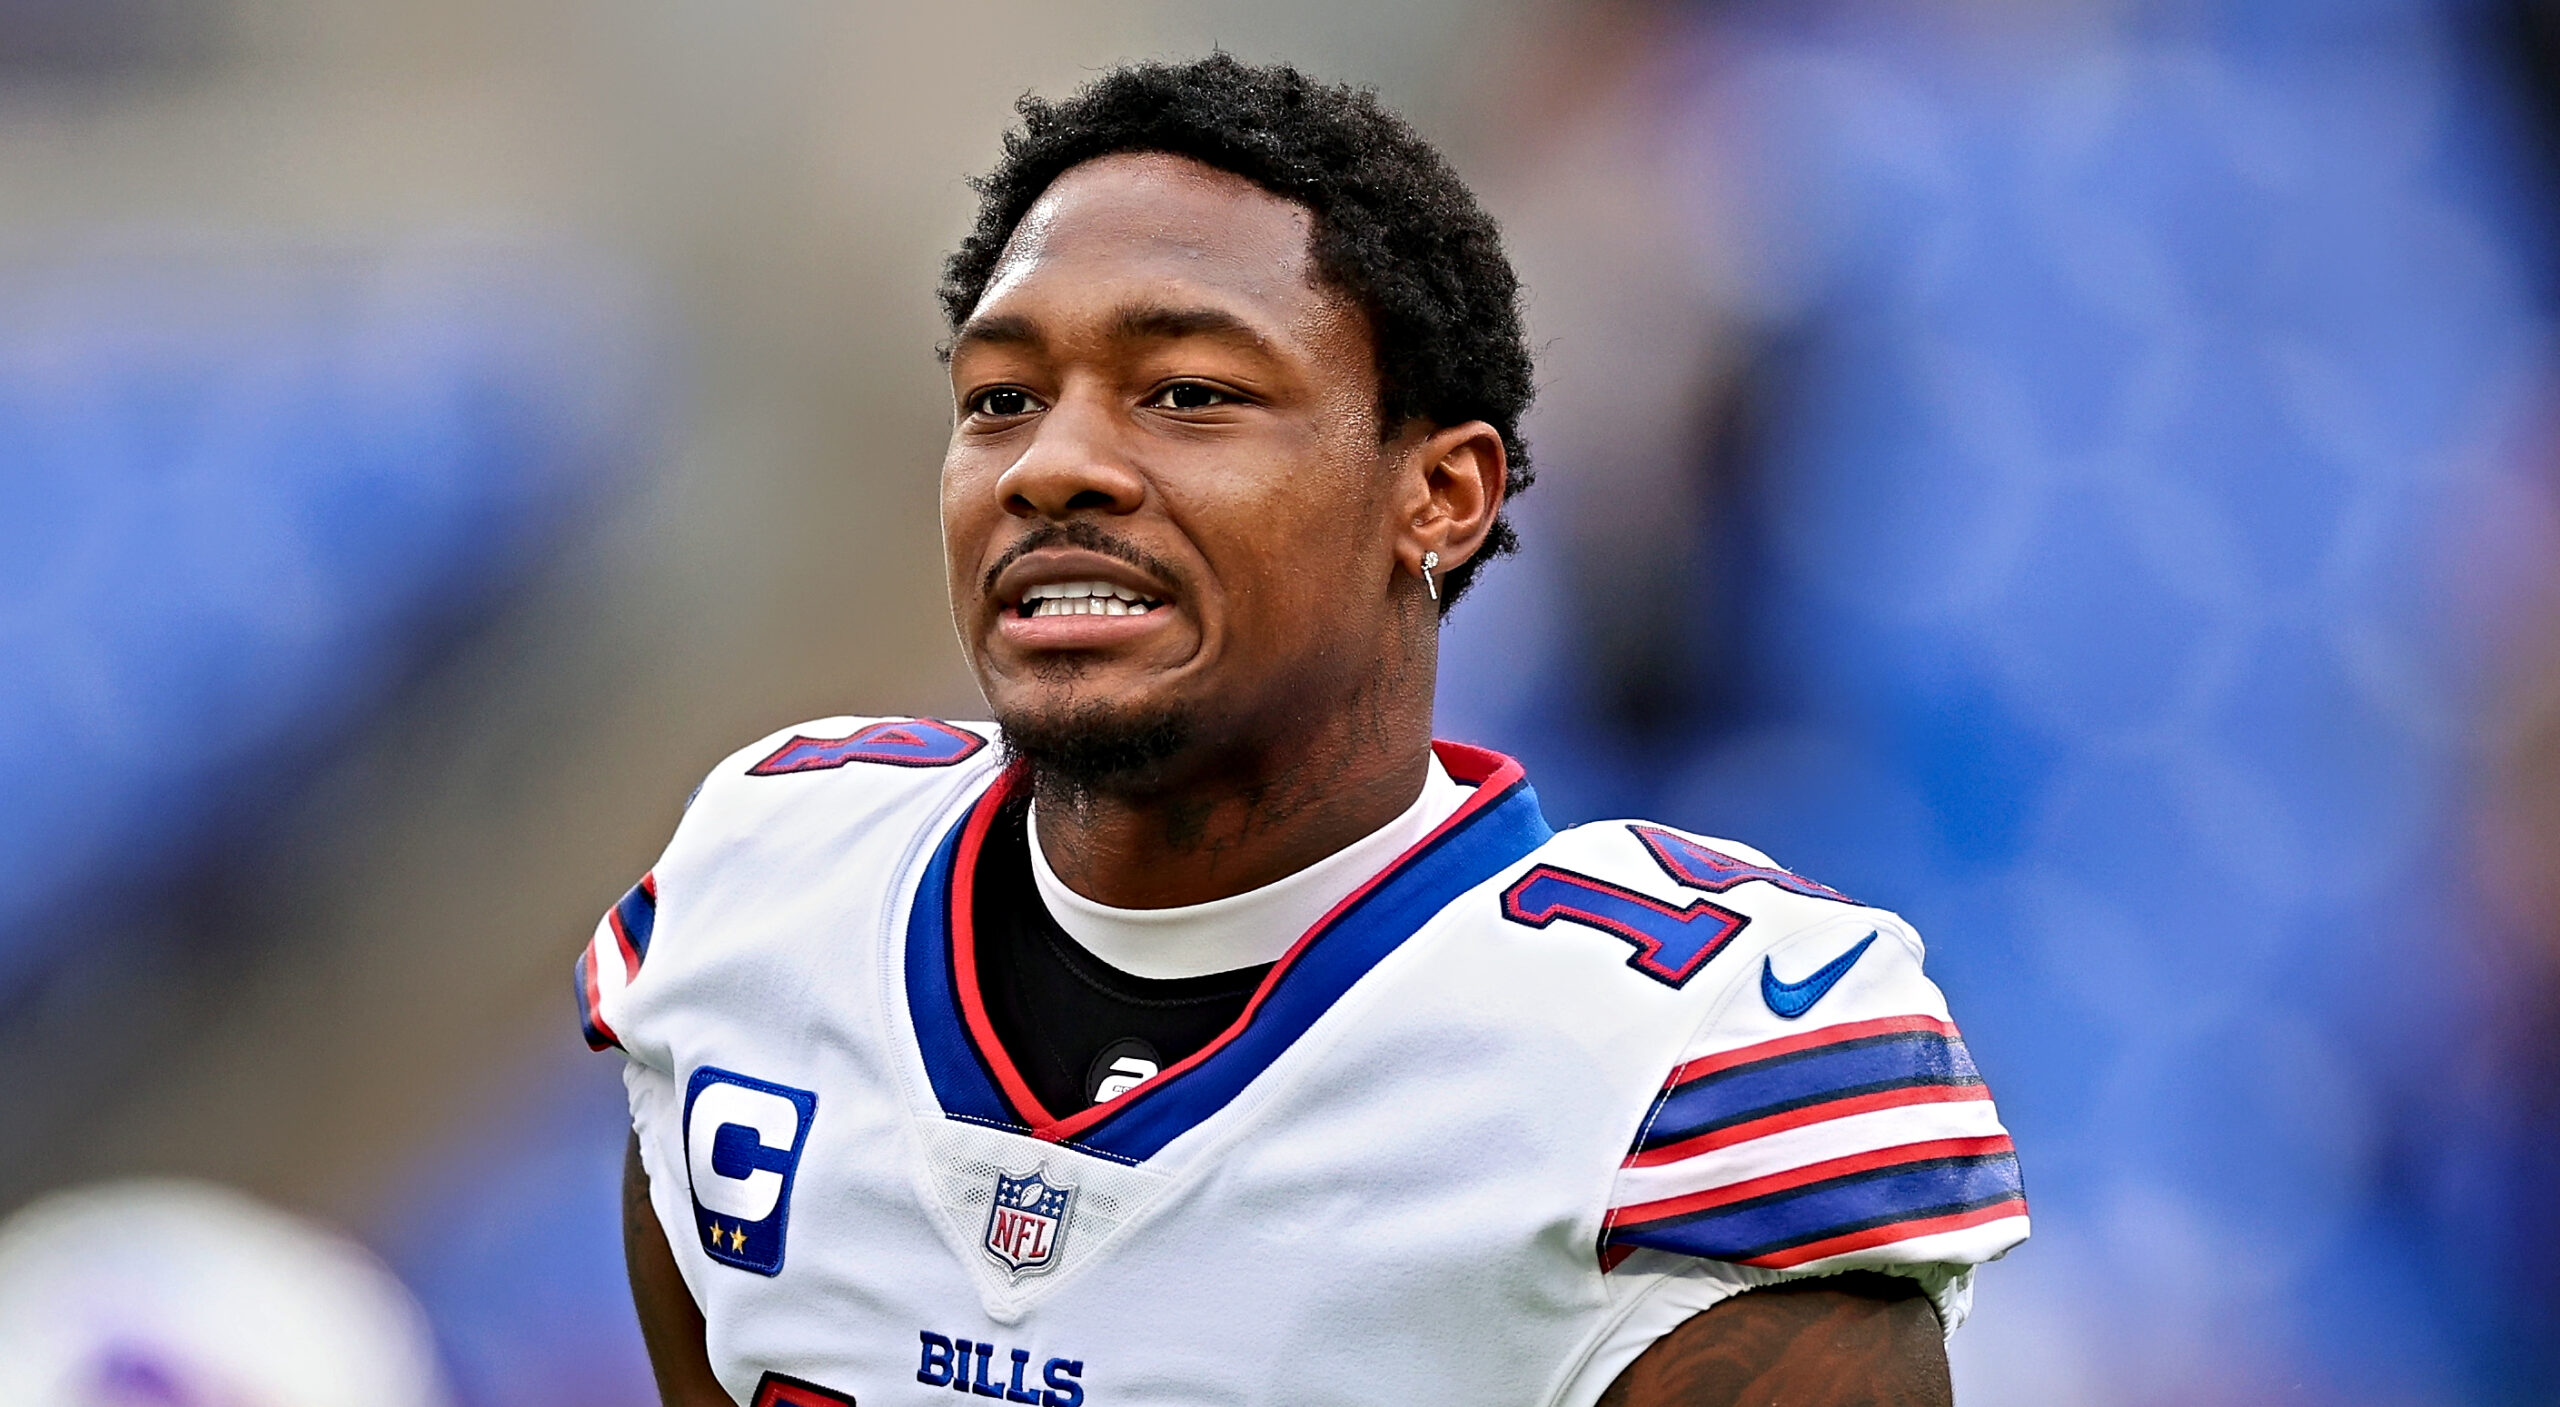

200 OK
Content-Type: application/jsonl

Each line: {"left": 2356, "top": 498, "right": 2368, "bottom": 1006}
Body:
{"left": 941, "top": 153, "right": 1408, "bottom": 782}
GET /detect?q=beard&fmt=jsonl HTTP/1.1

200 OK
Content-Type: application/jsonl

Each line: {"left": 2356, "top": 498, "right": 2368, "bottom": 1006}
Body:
{"left": 997, "top": 695, "right": 1197, "bottom": 801}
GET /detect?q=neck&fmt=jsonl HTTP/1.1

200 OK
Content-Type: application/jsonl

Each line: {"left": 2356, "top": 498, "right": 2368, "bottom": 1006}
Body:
{"left": 1026, "top": 699, "right": 1436, "bottom": 910}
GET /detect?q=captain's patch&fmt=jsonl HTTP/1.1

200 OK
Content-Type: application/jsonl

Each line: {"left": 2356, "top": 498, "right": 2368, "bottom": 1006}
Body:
{"left": 684, "top": 1066, "right": 817, "bottom": 1276}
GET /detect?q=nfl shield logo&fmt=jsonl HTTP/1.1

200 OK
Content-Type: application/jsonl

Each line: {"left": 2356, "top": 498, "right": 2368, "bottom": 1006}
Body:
{"left": 983, "top": 1169, "right": 1074, "bottom": 1277}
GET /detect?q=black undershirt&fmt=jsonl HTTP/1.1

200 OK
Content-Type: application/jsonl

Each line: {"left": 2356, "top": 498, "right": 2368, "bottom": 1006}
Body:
{"left": 973, "top": 795, "right": 1272, "bottom": 1117}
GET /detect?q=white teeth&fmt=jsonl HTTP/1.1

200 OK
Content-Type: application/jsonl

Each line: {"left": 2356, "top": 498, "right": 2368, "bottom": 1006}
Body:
{"left": 1025, "top": 580, "right": 1141, "bottom": 601}
{"left": 1020, "top": 579, "right": 1161, "bottom": 617}
{"left": 1026, "top": 595, "right": 1157, "bottom": 618}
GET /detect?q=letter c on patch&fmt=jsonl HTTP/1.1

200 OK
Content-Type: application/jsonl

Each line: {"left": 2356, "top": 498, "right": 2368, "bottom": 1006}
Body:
{"left": 688, "top": 1081, "right": 800, "bottom": 1220}
{"left": 682, "top": 1066, "right": 816, "bottom": 1276}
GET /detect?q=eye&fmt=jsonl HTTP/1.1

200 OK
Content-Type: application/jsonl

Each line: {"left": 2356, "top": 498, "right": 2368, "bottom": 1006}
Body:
{"left": 970, "top": 387, "right": 1042, "bottom": 418}
{"left": 1150, "top": 382, "right": 1235, "bottom": 411}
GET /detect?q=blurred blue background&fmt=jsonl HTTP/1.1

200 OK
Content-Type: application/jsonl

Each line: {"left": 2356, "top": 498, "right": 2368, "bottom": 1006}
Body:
{"left": 1448, "top": 1, "right": 2560, "bottom": 1401}
{"left": 3, "top": 0, "right": 2554, "bottom": 1403}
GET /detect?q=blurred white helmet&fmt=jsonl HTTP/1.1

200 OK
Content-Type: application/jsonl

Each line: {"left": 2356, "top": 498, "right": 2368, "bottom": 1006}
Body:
{"left": 0, "top": 1179, "right": 450, "bottom": 1407}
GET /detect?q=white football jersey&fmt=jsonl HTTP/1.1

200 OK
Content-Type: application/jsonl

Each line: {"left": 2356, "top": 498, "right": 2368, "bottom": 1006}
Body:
{"left": 576, "top": 718, "right": 2027, "bottom": 1407}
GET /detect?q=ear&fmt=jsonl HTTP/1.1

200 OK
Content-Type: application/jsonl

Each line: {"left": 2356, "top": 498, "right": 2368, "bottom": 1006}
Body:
{"left": 1392, "top": 419, "right": 1507, "bottom": 589}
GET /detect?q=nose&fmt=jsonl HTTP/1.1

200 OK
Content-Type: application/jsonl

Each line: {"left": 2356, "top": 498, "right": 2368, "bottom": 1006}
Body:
{"left": 994, "top": 391, "right": 1146, "bottom": 521}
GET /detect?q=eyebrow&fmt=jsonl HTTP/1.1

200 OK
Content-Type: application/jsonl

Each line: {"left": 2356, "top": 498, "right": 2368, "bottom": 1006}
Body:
{"left": 949, "top": 312, "right": 1041, "bottom": 354}
{"left": 949, "top": 302, "right": 1275, "bottom": 356}
{"left": 1109, "top": 303, "right": 1269, "bottom": 348}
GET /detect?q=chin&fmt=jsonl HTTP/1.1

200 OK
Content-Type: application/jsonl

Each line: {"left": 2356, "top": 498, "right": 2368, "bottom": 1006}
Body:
{"left": 994, "top": 693, "right": 1197, "bottom": 798}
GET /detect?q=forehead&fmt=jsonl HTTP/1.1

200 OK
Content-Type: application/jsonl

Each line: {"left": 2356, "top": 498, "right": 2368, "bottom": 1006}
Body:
{"left": 969, "top": 152, "right": 1344, "bottom": 336}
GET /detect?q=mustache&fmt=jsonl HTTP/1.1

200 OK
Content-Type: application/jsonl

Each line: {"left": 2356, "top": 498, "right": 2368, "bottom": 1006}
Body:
{"left": 980, "top": 519, "right": 1183, "bottom": 600}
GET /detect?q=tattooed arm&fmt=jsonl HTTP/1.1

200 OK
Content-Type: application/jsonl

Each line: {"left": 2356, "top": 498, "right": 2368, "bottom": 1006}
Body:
{"left": 1600, "top": 1273, "right": 1952, "bottom": 1407}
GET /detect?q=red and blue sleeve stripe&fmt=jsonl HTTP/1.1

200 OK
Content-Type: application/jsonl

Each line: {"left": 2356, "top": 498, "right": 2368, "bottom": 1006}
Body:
{"left": 575, "top": 943, "right": 619, "bottom": 1051}
{"left": 1631, "top": 1014, "right": 1990, "bottom": 1165}
{"left": 608, "top": 874, "right": 657, "bottom": 978}
{"left": 1602, "top": 1133, "right": 2025, "bottom": 1269}
{"left": 575, "top": 873, "right": 656, "bottom": 1053}
{"left": 1604, "top": 1012, "right": 2026, "bottom": 1270}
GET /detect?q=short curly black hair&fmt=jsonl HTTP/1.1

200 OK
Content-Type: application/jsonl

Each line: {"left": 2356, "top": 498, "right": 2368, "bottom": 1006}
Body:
{"left": 939, "top": 54, "right": 1535, "bottom": 612}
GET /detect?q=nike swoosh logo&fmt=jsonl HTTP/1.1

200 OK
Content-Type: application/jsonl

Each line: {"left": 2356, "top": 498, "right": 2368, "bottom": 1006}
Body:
{"left": 1761, "top": 932, "right": 1877, "bottom": 1019}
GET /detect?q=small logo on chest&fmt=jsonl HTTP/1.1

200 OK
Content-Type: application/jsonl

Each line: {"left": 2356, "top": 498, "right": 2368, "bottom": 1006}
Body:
{"left": 983, "top": 1169, "right": 1075, "bottom": 1278}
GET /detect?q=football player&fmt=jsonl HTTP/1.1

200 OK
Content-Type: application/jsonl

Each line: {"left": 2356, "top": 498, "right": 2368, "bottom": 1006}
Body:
{"left": 584, "top": 56, "right": 2025, "bottom": 1407}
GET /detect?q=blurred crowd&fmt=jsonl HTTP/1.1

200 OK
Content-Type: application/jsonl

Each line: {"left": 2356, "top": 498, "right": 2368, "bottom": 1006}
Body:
{"left": 1452, "top": 1, "right": 2560, "bottom": 1400}
{"left": 5, "top": 1, "right": 2556, "bottom": 1403}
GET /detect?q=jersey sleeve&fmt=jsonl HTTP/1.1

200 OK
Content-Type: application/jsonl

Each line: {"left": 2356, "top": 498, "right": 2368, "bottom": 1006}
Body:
{"left": 568, "top": 716, "right": 856, "bottom": 1059}
{"left": 567, "top": 714, "right": 1001, "bottom": 1066}
{"left": 570, "top": 735, "right": 740, "bottom": 1060}
{"left": 574, "top": 871, "right": 657, "bottom": 1055}
{"left": 1600, "top": 911, "right": 2028, "bottom": 1287}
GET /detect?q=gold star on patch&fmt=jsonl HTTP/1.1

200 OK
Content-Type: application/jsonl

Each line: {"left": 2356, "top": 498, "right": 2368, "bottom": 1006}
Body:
{"left": 707, "top": 1222, "right": 724, "bottom": 1247}
{"left": 728, "top": 1224, "right": 747, "bottom": 1252}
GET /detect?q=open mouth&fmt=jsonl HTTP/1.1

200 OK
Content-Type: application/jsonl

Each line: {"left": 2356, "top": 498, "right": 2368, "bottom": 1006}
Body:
{"left": 1012, "top": 580, "right": 1168, "bottom": 619}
